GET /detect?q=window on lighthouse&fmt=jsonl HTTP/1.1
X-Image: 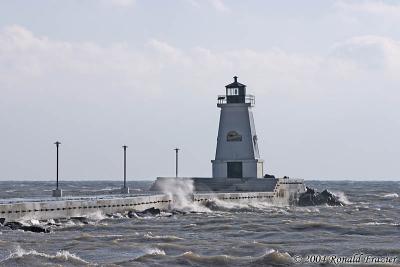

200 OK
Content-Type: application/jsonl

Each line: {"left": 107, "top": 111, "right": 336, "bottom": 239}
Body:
{"left": 227, "top": 88, "right": 239, "bottom": 96}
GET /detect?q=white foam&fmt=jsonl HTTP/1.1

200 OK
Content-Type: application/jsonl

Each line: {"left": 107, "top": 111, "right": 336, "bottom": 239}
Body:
{"left": 382, "top": 193, "right": 399, "bottom": 198}
{"left": 362, "top": 221, "right": 400, "bottom": 226}
{"left": 145, "top": 247, "right": 166, "bottom": 256}
{"left": 143, "top": 232, "right": 183, "bottom": 241}
{"left": 85, "top": 210, "right": 107, "bottom": 221}
{"left": 331, "top": 191, "right": 352, "bottom": 204}
{"left": 1, "top": 245, "right": 90, "bottom": 264}
{"left": 29, "top": 219, "right": 40, "bottom": 225}
{"left": 158, "top": 178, "right": 211, "bottom": 213}
{"left": 205, "top": 197, "right": 287, "bottom": 213}
{"left": 5, "top": 190, "right": 16, "bottom": 193}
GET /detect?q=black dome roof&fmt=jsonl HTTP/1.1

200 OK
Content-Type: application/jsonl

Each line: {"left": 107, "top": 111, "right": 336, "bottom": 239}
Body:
{"left": 225, "top": 76, "right": 246, "bottom": 88}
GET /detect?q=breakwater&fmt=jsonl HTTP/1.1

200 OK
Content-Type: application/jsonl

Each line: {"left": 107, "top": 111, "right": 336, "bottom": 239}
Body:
{"left": 0, "top": 178, "right": 305, "bottom": 222}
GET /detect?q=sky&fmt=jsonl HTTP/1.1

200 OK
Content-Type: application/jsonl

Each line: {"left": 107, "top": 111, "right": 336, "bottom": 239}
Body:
{"left": 0, "top": 0, "right": 399, "bottom": 181}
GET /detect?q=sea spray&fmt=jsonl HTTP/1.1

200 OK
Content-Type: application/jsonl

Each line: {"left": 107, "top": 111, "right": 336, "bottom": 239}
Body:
{"left": 157, "top": 178, "right": 211, "bottom": 212}
{"left": 331, "top": 191, "right": 353, "bottom": 205}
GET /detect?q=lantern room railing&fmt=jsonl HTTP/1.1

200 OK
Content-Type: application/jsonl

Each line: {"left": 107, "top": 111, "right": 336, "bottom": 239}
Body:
{"left": 217, "top": 94, "right": 255, "bottom": 106}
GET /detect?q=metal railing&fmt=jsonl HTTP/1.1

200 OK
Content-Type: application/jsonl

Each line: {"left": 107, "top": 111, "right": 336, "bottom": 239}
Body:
{"left": 217, "top": 94, "right": 255, "bottom": 106}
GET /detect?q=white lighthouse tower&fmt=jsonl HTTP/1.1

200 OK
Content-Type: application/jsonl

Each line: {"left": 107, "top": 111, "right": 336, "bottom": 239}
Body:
{"left": 212, "top": 76, "right": 264, "bottom": 178}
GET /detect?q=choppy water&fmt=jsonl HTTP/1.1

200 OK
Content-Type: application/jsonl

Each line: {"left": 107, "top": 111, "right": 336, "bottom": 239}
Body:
{"left": 0, "top": 180, "right": 399, "bottom": 267}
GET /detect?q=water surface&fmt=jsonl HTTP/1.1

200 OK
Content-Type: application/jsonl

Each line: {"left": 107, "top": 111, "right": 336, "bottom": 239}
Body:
{"left": 0, "top": 180, "right": 399, "bottom": 266}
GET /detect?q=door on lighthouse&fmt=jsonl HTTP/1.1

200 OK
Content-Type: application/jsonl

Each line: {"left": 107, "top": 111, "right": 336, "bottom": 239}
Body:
{"left": 227, "top": 162, "right": 243, "bottom": 178}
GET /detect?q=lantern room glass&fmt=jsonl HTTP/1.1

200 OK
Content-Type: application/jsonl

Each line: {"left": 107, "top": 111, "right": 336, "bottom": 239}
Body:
{"left": 227, "top": 88, "right": 239, "bottom": 96}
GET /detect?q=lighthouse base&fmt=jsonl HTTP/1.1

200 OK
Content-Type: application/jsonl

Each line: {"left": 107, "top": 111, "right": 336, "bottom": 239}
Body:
{"left": 52, "top": 189, "right": 63, "bottom": 197}
{"left": 212, "top": 159, "right": 264, "bottom": 178}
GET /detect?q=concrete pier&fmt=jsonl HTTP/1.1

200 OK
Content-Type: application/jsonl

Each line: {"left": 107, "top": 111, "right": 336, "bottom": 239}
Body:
{"left": 0, "top": 194, "right": 171, "bottom": 223}
{"left": 0, "top": 178, "right": 305, "bottom": 223}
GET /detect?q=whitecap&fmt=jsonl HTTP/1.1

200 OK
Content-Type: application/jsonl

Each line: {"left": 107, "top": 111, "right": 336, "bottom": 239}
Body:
{"left": 331, "top": 191, "right": 352, "bottom": 205}
{"left": 174, "top": 248, "right": 294, "bottom": 266}
{"left": 5, "top": 190, "right": 16, "bottom": 193}
{"left": 143, "top": 232, "right": 183, "bottom": 241}
{"left": 382, "top": 193, "right": 399, "bottom": 198}
{"left": 144, "top": 247, "right": 166, "bottom": 256}
{"left": 0, "top": 245, "right": 91, "bottom": 265}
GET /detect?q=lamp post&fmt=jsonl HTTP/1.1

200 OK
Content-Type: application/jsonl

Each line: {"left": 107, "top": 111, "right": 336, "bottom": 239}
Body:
{"left": 174, "top": 148, "right": 180, "bottom": 178}
{"left": 121, "top": 145, "right": 130, "bottom": 194}
{"left": 52, "top": 141, "right": 63, "bottom": 197}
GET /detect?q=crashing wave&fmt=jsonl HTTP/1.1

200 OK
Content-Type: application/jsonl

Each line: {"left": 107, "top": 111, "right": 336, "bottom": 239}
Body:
{"left": 203, "top": 197, "right": 276, "bottom": 212}
{"left": 0, "top": 245, "right": 91, "bottom": 266}
{"left": 331, "top": 191, "right": 352, "bottom": 205}
{"left": 173, "top": 248, "right": 293, "bottom": 266}
{"left": 143, "top": 232, "right": 184, "bottom": 242}
{"left": 126, "top": 247, "right": 294, "bottom": 266}
{"left": 382, "top": 193, "right": 399, "bottom": 198}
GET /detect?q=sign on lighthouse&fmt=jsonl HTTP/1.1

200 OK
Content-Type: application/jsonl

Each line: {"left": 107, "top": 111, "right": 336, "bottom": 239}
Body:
{"left": 212, "top": 76, "right": 264, "bottom": 179}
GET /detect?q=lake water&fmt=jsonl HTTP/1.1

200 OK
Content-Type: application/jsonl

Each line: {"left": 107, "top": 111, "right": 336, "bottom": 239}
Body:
{"left": 0, "top": 180, "right": 399, "bottom": 266}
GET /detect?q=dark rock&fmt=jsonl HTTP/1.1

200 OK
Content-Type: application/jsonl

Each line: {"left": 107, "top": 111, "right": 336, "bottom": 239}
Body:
{"left": 128, "top": 207, "right": 161, "bottom": 218}
{"left": 4, "top": 221, "right": 23, "bottom": 230}
{"left": 71, "top": 217, "right": 89, "bottom": 224}
{"left": 20, "top": 225, "right": 50, "bottom": 233}
{"left": 263, "top": 174, "right": 276, "bottom": 179}
{"left": 204, "top": 200, "right": 218, "bottom": 210}
{"left": 127, "top": 211, "right": 138, "bottom": 218}
{"left": 298, "top": 187, "right": 344, "bottom": 206}
{"left": 142, "top": 207, "right": 161, "bottom": 216}
{"left": 4, "top": 221, "right": 50, "bottom": 233}
{"left": 171, "top": 209, "right": 187, "bottom": 215}
{"left": 0, "top": 218, "right": 5, "bottom": 226}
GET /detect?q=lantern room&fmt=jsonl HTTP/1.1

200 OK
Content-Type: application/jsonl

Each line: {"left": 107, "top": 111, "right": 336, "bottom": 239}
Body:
{"left": 225, "top": 76, "right": 246, "bottom": 103}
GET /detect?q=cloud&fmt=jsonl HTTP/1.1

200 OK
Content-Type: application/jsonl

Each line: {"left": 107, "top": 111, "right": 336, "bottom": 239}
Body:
{"left": 330, "top": 35, "right": 400, "bottom": 79}
{"left": 1, "top": 25, "right": 400, "bottom": 179}
{"left": 2, "top": 25, "right": 400, "bottom": 99}
{"left": 183, "top": 0, "right": 230, "bottom": 12}
{"left": 335, "top": 0, "right": 400, "bottom": 16}
{"left": 100, "top": 0, "right": 136, "bottom": 8}
{"left": 183, "top": 0, "right": 201, "bottom": 8}
{"left": 208, "top": 0, "right": 230, "bottom": 12}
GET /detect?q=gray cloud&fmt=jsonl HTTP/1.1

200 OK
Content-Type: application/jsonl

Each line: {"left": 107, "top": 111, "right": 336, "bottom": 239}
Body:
{"left": 0, "top": 25, "right": 399, "bottom": 180}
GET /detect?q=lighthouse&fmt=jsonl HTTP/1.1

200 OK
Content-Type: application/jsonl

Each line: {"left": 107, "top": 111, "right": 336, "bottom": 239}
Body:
{"left": 151, "top": 76, "right": 305, "bottom": 193}
{"left": 212, "top": 76, "right": 264, "bottom": 178}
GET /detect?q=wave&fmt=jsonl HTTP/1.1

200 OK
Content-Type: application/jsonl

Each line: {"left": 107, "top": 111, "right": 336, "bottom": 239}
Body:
{"left": 291, "top": 206, "right": 320, "bottom": 213}
{"left": 203, "top": 198, "right": 277, "bottom": 212}
{"left": 5, "top": 190, "right": 16, "bottom": 193}
{"left": 144, "top": 247, "right": 166, "bottom": 256}
{"left": 382, "top": 193, "right": 399, "bottom": 198}
{"left": 251, "top": 249, "right": 294, "bottom": 266}
{"left": 143, "top": 232, "right": 184, "bottom": 242}
{"left": 360, "top": 221, "right": 400, "bottom": 227}
{"left": 84, "top": 210, "right": 107, "bottom": 221}
{"left": 331, "top": 191, "right": 353, "bottom": 205}
{"left": 129, "top": 248, "right": 294, "bottom": 266}
{"left": 290, "top": 221, "right": 344, "bottom": 232}
{"left": 0, "top": 245, "right": 92, "bottom": 266}
{"left": 21, "top": 210, "right": 106, "bottom": 225}
{"left": 156, "top": 178, "right": 212, "bottom": 213}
